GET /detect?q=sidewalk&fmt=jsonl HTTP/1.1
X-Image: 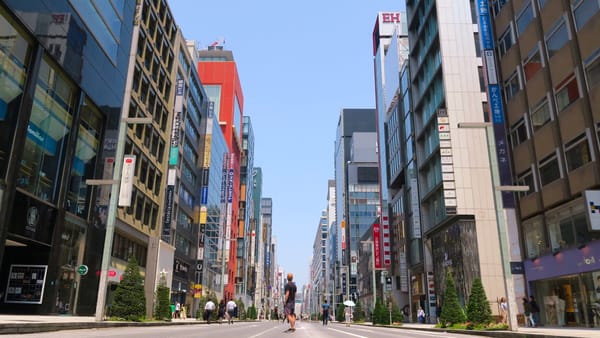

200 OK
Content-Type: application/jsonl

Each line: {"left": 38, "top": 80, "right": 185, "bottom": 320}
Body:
{"left": 0, "top": 315, "right": 598, "bottom": 337}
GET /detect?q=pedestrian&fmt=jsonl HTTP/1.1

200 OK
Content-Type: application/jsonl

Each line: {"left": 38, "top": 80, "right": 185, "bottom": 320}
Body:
{"left": 204, "top": 299, "right": 215, "bottom": 323}
{"left": 226, "top": 299, "right": 237, "bottom": 324}
{"left": 344, "top": 305, "right": 353, "bottom": 326}
{"left": 523, "top": 297, "right": 534, "bottom": 327}
{"left": 529, "top": 296, "right": 540, "bottom": 327}
{"left": 283, "top": 272, "right": 297, "bottom": 333}
{"left": 417, "top": 306, "right": 426, "bottom": 323}
{"left": 218, "top": 299, "right": 226, "bottom": 323}
{"left": 170, "top": 303, "right": 176, "bottom": 319}
{"left": 321, "top": 298, "right": 330, "bottom": 325}
{"left": 175, "top": 301, "right": 180, "bottom": 319}
{"left": 181, "top": 304, "right": 187, "bottom": 320}
{"left": 435, "top": 303, "right": 442, "bottom": 324}
{"left": 499, "top": 297, "right": 508, "bottom": 324}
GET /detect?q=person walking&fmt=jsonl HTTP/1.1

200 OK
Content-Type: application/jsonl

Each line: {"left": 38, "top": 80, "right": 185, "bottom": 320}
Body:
{"left": 417, "top": 306, "right": 426, "bottom": 323}
{"left": 204, "top": 299, "right": 216, "bottom": 324}
{"left": 226, "top": 299, "right": 237, "bottom": 324}
{"left": 218, "top": 299, "right": 226, "bottom": 324}
{"left": 523, "top": 297, "right": 534, "bottom": 327}
{"left": 321, "top": 298, "right": 330, "bottom": 325}
{"left": 344, "top": 305, "right": 353, "bottom": 326}
{"left": 283, "top": 273, "right": 297, "bottom": 333}
{"left": 499, "top": 297, "right": 508, "bottom": 324}
{"left": 529, "top": 296, "right": 540, "bottom": 327}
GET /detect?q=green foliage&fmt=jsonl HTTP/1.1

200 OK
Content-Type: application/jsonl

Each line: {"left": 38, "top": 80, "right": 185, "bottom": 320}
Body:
{"left": 387, "top": 297, "right": 403, "bottom": 324}
{"left": 196, "top": 292, "right": 218, "bottom": 320}
{"left": 154, "top": 274, "right": 171, "bottom": 321}
{"left": 110, "top": 257, "right": 146, "bottom": 321}
{"left": 373, "top": 298, "right": 388, "bottom": 325}
{"left": 353, "top": 301, "right": 365, "bottom": 322}
{"left": 440, "top": 270, "right": 466, "bottom": 326}
{"left": 336, "top": 304, "right": 345, "bottom": 322}
{"left": 247, "top": 305, "right": 257, "bottom": 319}
{"left": 236, "top": 298, "right": 246, "bottom": 320}
{"left": 466, "top": 278, "right": 492, "bottom": 324}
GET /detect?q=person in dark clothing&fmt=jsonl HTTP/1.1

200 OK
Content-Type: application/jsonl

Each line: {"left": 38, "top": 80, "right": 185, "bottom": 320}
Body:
{"left": 322, "top": 299, "right": 330, "bottom": 325}
{"left": 284, "top": 273, "right": 297, "bottom": 332}
{"left": 218, "top": 299, "right": 226, "bottom": 323}
{"left": 529, "top": 296, "right": 540, "bottom": 327}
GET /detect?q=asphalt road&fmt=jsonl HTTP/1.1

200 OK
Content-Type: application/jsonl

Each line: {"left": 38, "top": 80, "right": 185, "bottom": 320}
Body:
{"left": 8, "top": 320, "right": 490, "bottom": 338}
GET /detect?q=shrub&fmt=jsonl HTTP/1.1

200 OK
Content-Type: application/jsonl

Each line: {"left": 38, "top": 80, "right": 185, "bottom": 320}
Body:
{"left": 440, "top": 270, "right": 466, "bottom": 325}
{"left": 466, "top": 278, "right": 492, "bottom": 325}
{"left": 247, "top": 305, "right": 257, "bottom": 319}
{"left": 373, "top": 298, "right": 388, "bottom": 325}
{"left": 110, "top": 257, "right": 146, "bottom": 321}
{"left": 154, "top": 274, "right": 171, "bottom": 321}
{"left": 336, "top": 304, "right": 345, "bottom": 322}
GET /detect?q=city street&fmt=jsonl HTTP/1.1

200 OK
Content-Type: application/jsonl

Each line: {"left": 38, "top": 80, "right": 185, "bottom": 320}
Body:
{"left": 6, "top": 321, "right": 490, "bottom": 338}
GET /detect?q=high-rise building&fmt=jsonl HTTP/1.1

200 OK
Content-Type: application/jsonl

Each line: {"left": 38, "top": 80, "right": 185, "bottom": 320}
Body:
{"left": 0, "top": 0, "right": 135, "bottom": 315}
{"left": 310, "top": 210, "right": 328, "bottom": 315}
{"left": 197, "top": 46, "right": 244, "bottom": 301}
{"left": 406, "top": 0, "right": 508, "bottom": 321}
{"left": 372, "top": 10, "right": 410, "bottom": 309}
{"left": 488, "top": 0, "right": 600, "bottom": 328}
{"left": 334, "top": 108, "right": 379, "bottom": 307}
{"left": 239, "top": 115, "right": 255, "bottom": 304}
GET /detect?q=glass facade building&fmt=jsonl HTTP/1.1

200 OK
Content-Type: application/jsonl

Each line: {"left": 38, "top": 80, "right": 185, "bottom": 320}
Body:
{"left": 0, "top": 0, "right": 134, "bottom": 315}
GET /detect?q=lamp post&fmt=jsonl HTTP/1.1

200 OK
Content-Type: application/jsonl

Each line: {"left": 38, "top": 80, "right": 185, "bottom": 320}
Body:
{"left": 360, "top": 240, "right": 376, "bottom": 314}
{"left": 458, "top": 122, "right": 527, "bottom": 331}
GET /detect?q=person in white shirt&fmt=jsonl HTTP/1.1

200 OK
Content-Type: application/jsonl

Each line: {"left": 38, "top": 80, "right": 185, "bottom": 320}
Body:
{"left": 226, "top": 299, "right": 237, "bottom": 324}
{"left": 204, "top": 300, "right": 216, "bottom": 323}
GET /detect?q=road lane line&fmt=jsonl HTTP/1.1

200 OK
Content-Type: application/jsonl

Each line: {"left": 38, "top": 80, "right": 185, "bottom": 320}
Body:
{"left": 328, "top": 327, "right": 368, "bottom": 338}
{"left": 247, "top": 325, "right": 280, "bottom": 338}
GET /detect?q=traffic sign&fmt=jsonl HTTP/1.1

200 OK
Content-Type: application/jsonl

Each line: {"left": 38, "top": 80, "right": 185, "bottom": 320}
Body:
{"left": 77, "top": 265, "right": 88, "bottom": 276}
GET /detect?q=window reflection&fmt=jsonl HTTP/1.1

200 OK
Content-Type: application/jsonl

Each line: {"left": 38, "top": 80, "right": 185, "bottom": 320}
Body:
{"left": 65, "top": 97, "right": 103, "bottom": 217}
{"left": 17, "top": 57, "right": 76, "bottom": 203}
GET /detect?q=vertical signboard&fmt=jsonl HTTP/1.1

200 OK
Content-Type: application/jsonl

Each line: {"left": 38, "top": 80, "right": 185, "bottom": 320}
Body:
{"left": 476, "top": 0, "right": 515, "bottom": 208}
{"left": 373, "top": 223, "right": 381, "bottom": 269}
{"left": 437, "top": 109, "right": 456, "bottom": 215}
{"left": 118, "top": 155, "right": 136, "bottom": 207}
{"left": 382, "top": 213, "right": 391, "bottom": 267}
{"left": 162, "top": 168, "right": 176, "bottom": 240}
{"left": 585, "top": 190, "right": 600, "bottom": 230}
{"left": 169, "top": 78, "right": 184, "bottom": 166}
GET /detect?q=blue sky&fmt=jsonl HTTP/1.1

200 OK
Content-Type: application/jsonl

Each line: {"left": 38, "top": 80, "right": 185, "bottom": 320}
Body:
{"left": 169, "top": 1, "right": 404, "bottom": 288}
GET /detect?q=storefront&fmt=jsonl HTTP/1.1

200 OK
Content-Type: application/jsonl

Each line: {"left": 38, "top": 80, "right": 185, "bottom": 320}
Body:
{"left": 525, "top": 240, "right": 600, "bottom": 328}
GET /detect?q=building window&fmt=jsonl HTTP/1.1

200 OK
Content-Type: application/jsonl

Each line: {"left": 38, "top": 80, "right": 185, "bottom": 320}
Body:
{"left": 523, "top": 47, "right": 543, "bottom": 81}
{"left": 538, "top": 152, "right": 561, "bottom": 185}
{"left": 547, "top": 201, "right": 589, "bottom": 252}
{"left": 584, "top": 49, "right": 600, "bottom": 90}
{"left": 504, "top": 71, "right": 521, "bottom": 101}
{"left": 510, "top": 118, "right": 528, "bottom": 147}
{"left": 498, "top": 25, "right": 514, "bottom": 56}
{"left": 17, "top": 57, "right": 76, "bottom": 203}
{"left": 572, "top": 0, "right": 600, "bottom": 31}
{"left": 555, "top": 75, "right": 580, "bottom": 112}
{"left": 517, "top": 169, "right": 536, "bottom": 197}
{"left": 492, "top": 0, "right": 508, "bottom": 16}
{"left": 530, "top": 98, "right": 552, "bottom": 131}
{"left": 516, "top": 1, "right": 535, "bottom": 36}
{"left": 564, "top": 134, "right": 591, "bottom": 172}
{"left": 523, "top": 217, "right": 546, "bottom": 258}
{"left": 545, "top": 19, "right": 569, "bottom": 59}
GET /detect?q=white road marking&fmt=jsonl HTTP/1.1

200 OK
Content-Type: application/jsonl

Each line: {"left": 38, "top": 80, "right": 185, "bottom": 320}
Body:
{"left": 246, "top": 325, "right": 280, "bottom": 337}
{"left": 328, "top": 327, "right": 368, "bottom": 338}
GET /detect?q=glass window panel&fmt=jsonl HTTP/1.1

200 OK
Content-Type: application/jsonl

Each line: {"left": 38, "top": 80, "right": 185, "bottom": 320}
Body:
{"left": 546, "top": 20, "right": 569, "bottom": 59}
{"left": 530, "top": 98, "right": 551, "bottom": 131}
{"left": 0, "top": 12, "right": 32, "bottom": 177}
{"left": 555, "top": 76, "right": 580, "bottom": 112}
{"left": 565, "top": 135, "right": 591, "bottom": 171}
{"left": 66, "top": 98, "right": 103, "bottom": 217}
{"left": 516, "top": 2, "right": 534, "bottom": 36}
{"left": 585, "top": 51, "right": 600, "bottom": 89}
{"left": 523, "top": 48, "right": 542, "bottom": 81}
{"left": 523, "top": 217, "right": 545, "bottom": 258}
{"left": 572, "top": 0, "right": 600, "bottom": 30}
{"left": 539, "top": 155, "right": 560, "bottom": 185}
{"left": 18, "top": 57, "right": 76, "bottom": 202}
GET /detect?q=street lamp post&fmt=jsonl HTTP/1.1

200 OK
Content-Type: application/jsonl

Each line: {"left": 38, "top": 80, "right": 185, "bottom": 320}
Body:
{"left": 458, "top": 122, "right": 527, "bottom": 331}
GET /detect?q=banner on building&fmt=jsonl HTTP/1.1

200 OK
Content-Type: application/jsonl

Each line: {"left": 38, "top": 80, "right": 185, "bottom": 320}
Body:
{"left": 585, "top": 190, "right": 600, "bottom": 230}
{"left": 118, "top": 155, "right": 136, "bottom": 207}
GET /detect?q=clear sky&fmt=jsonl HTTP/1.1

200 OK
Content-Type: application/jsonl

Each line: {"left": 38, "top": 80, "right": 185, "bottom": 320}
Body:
{"left": 169, "top": 1, "right": 404, "bottom": 288}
